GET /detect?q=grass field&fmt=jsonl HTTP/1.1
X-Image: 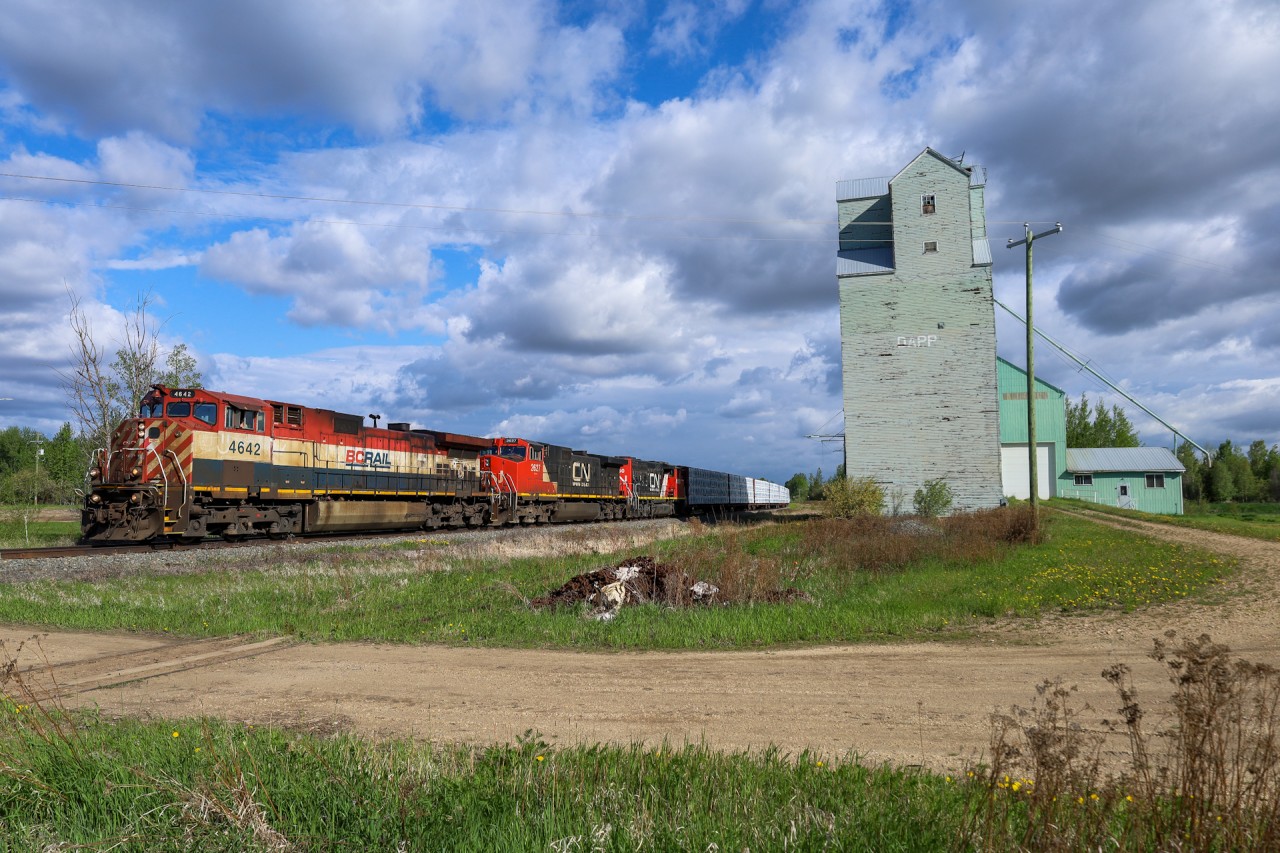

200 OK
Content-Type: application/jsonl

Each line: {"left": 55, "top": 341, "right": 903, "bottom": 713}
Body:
{"left": 1049, "top": 497, "right": 1280, "bottom": 542}
{"left": 0, "top": 509, "right": 1233, "bottom": 648}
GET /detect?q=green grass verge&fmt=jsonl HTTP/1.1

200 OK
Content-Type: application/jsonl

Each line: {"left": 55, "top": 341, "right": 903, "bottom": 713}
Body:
{"left": 0, "top": 705, "right": 964, "bottom": 852}
{"left": 2, "top": 700, "right": 1273, "bottom": 852}
{"left": 0, "top": 513, "right": 79, "bottom": 549}
{"left": 1049, "top": 497, "right": 1280, "bottom": 542}
{"left": 0, "top": 511, "right": 1233, "bottom": 648}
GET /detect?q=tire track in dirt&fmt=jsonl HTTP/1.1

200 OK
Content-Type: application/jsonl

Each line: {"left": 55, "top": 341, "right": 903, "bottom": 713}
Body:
{"left": 2, "top": 632, "right": 294, "bottom": 696}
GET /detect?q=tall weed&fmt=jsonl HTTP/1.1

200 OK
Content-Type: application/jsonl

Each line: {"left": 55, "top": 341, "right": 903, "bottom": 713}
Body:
{"left": 970, "top": 633, "right": 1280, "bottom": 851}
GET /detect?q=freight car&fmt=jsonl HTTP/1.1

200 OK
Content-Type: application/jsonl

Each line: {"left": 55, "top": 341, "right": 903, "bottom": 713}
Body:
{"left": 81, "top": 386, "right": 790, "bottom": 543}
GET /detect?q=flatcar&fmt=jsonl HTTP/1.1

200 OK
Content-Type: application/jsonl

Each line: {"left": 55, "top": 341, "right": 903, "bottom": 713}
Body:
{"left": 81, "top": 385, "right": 790, "bottom": 543}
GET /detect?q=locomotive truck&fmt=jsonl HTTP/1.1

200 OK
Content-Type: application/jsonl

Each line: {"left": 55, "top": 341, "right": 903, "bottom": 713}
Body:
{"left": 81, "top": 385, "right": 790, "bottom": 543}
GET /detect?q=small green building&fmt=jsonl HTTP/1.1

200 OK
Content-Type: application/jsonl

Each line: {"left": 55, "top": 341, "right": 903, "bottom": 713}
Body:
{"left": 996, "top": 358, "right": 1185, "bottom": 514}
{"left": 1059, "top": 448, "right": 1185, "bottom": 514}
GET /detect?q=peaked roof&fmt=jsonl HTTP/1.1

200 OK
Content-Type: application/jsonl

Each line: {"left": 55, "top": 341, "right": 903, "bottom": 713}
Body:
{"left": 996, "top": 357, "right": 1066, "bottom": 396}
{"left": 890, "top": 147, "right": 975, "bottom": 186}
{"left": 1066, "top": 447, "right": 1186, "bottom": 473}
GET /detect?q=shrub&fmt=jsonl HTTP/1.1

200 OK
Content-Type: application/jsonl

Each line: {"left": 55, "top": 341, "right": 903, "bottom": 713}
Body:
{"left": 912, "top": 479, "right": 953, "bottom": 517}
{"left": 826, "top": 476, "right": 884, "bottom": 518}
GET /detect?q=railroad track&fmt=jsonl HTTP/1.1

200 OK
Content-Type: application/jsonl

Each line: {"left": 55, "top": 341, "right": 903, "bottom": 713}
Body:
{"left": 0, "top": 535, "right": 281, "bottom": 560}
{"left": 0, "top": 516, "right": 698, "bottom": 562}
{"left": 0, "top": 540, "right": 230, "bottom": 561}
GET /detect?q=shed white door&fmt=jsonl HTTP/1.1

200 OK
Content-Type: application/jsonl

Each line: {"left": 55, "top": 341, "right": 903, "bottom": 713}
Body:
{"left": 1001, "top": 445, "right": 1052, "bottom": 500}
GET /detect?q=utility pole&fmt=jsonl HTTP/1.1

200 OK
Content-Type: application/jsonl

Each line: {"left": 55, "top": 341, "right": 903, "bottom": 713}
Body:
{"left": 1007, "top": 222, "right": 1062, "bottom": 527}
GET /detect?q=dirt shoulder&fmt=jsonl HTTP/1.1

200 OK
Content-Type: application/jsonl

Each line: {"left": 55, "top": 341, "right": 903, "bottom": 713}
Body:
{"left": 4, "top": 510, "right": 1277, "bottom": 774}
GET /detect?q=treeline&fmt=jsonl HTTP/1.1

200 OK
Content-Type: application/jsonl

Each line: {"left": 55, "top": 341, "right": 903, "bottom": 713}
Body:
{"left": 784, "top": 465, "right": 846, "bottom": 502}
{"left": 0, "top": 424, "right": 89, "bottom": 506}
{"left": 1178, "top": 440, "right": 1280, "bottom": 503}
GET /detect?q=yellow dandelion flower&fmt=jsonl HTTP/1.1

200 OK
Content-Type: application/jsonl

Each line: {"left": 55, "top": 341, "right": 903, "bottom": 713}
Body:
{"left": 194, "top": 747, "right": 201, "bottom": 753}
{"left": 536, "top": 755, "right": 545, "bottom": 762}
{"left": 1012, "top": 781, "right": 1021, "bottom": 792}
{"left": 816, "top": 761, "right": 824, "bottom": 768}
{"left": 1090, "top": 792, "right": 1099, "bottom": 801}
{"left": 172, "top": 731, "right": 180, "bottom": 738}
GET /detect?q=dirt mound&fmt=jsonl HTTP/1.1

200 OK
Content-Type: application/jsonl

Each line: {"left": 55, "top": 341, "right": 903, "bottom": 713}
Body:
{"left": 531, "top": 556, "right": 709, "bottom": 611}
{"left": 532, "top": 556, "right": 811, "bottom": 615}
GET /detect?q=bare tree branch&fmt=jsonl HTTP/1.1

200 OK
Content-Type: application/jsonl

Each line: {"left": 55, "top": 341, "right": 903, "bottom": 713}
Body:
{"left": 56, "top": 285, "right": 120, "bottom": 465}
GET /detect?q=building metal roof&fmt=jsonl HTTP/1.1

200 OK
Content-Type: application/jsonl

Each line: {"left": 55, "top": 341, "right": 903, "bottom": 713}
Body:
{"left": 1066, "top": 447, "right": 1186, "bottom": 474}
{"left": 972, "top": 238, "right": 992, "bottom": 266}
{"left": 835, "top": 176, "right": 890, "bottom": 202}
{"left": 836, "top": 247, "right": 895, "bottom": 276}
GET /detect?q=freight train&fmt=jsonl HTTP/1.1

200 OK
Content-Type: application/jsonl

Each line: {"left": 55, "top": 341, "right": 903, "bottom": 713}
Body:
{"left": 80, "top": 385, "right": 790, "bottom": 543}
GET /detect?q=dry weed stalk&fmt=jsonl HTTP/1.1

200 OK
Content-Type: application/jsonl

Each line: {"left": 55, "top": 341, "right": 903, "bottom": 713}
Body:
{"left": 972, "top": 633, "right": 1280, "bottom": 851}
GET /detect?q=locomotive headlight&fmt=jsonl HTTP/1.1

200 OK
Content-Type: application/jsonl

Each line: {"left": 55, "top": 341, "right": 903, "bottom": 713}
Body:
{"left": 129, "top": 493, "right": 141, "bottom": 504}
{"left": 88, "top": 467, "right": 102, "bottom": 481}
{"left": 89, "top": 493, "right": 103, "bottom": 504}
{"left": 137, "top": 423, "right": 146, "bottom": 437}
{"left": 129, "top": 465, "right": 143, "bottom": 480}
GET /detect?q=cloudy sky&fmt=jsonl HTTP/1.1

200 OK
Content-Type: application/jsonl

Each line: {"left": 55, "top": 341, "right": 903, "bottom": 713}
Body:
{"left": 1, "top": 0, "right": 1276, "bottom": 482}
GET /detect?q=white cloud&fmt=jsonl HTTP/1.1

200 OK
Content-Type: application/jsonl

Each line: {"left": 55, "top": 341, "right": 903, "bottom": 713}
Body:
{"left": 3, "top": 0, "right": 1279, "bottom": 470}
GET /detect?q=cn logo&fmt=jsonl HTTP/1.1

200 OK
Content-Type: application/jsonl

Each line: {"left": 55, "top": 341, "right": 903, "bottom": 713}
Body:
{"left": 572, "top": 461, "right": 592, "bottom": 483}
{"left": 648, "top": 473, "right": 660, "bottom": 490}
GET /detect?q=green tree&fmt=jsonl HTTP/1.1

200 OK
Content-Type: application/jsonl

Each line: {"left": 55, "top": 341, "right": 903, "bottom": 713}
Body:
{"left": 1066, "top": 394, "right": 1140, "bottom": 448}
{"left": 784, "top": 473, "right": 810, "bottom": 503}
{"left": 158, "top": 343, "right": 203, "bottom": 389}
{"left": 1176, "top": 441, "right": 1205, "bottom": 502}
{"left": 809, "top": 467, "right": 825, "bottom": 501}
{"left": 1247, "top": 440, "right": 1279, "bottom": 491}
{"left": 1208, "top": 460, "right": 1236, "bottom": 502}
{"left": 1206, "top": 440, "right": 1258, "bottom": 502}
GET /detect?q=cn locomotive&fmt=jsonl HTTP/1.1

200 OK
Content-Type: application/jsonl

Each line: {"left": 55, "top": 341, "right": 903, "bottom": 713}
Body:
{"left": 81, "top": 385, "right": 790, "bottom": 543}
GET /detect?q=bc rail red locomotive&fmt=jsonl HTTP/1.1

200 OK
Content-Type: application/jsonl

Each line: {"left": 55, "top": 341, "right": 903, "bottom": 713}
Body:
{"left": 81, "top": 386, "right": 790, "bottom": 543}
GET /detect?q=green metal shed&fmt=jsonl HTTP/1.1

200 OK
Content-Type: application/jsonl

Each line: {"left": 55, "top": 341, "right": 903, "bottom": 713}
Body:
{"left": 1061, "top": 448, "right": 1185, "bottom": 514}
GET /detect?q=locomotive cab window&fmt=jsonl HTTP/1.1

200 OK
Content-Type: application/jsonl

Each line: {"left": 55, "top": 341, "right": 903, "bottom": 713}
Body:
{"left": 225, "top": 405, "right": 264, "bottom": 432}
{"left": 193, "top": 402, "right": 217, "bottom": 426}
{"left": 139, "top": 402, "right": 163, "bottom": 418}
{"left": 165, "top": 401, "right": 191, "bottom": 418}
{"left": 497, "top": 445, "right": 526, "bottom": 461}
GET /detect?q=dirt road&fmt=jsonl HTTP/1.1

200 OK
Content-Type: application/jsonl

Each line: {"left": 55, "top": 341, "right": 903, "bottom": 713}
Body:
{"left": 4, "top": 511, "right": 1277, "bottom": 773}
